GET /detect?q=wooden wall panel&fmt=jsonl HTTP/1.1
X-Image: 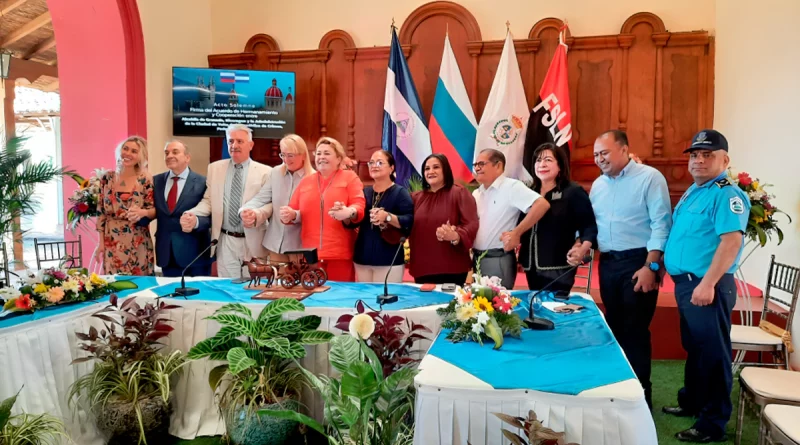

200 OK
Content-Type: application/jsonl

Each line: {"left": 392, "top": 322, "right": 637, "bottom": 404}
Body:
{"left": 207, "top": 1, "right": 714, "bottom": 203}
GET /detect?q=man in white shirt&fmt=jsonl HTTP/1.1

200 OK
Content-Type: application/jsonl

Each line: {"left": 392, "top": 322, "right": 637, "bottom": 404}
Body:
{"left": 472, "top": 149, "right": 550, "bottom": 288}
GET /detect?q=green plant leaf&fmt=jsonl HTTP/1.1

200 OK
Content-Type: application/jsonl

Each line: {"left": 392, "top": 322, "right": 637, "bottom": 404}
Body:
{"left": 360, "top": 340, "right": 384, "bottom": 380}
{"left": 263, "top": 298, "right": 305, "bottom": 317}
{"left": 227, "top": 347, "right": 257, "bottom": 375}
{"left": 330, "top": 335, "right": 360, "bottom": 374}
{"left": 337, "top": 396, "right": 361, "bottom": 427}
{"left": 210, "top": 326, "right": 241, "bottom": 347}
{"left": 207, "top": 313, "right": 259, "bottom": 339}
{"left": 294, "top": 315, "right": 322, "bottom": 331}
{"left": 383, "top": 366, "right": 417, "bottom": 394}
{"left": 485, "top": 317, "right": 504, "bottom": 350}
{"left": 341, "top": 361, "right": 380, "bottom": 401}
{"left": 0, "top": 388, "right": 20, "bottom": 432}
{"left": 218, "top": 303, "right": 252, "bottom": 318}
{"left": 261, "top": 319, "right": 303, "bottom": 337}
{"left": 257, "top": 337, "right": 306, "bottom": 359}
{"left": 208, "top": 364, "right": 229, "bottom": 390}
{"left": 108, "top": 280, "right": 138, "bottom": 291}
{"left": 295, "top": 330, "right": 334, "bottom": 345}
{"left": 755, "top": 224, "right": 768, "bottom": 247}
{"left": 258, "top": 408, "right": 328, "bottom": 437}
{"left": 187, "top": 337, "right": 246, "bottom": 360}
{"left": 751, "top": 205, "right": 765, "bottom": 218}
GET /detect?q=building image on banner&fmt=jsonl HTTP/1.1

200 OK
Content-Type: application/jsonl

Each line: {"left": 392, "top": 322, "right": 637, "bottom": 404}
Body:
{"left": 172, "top": 67, "right": 296, "bottom": 139}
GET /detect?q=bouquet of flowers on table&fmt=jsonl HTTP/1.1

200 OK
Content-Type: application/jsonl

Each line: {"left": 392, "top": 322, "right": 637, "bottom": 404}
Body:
{"left": 1, "top": 268, "right": 137, "bottom": 313}
{"left": 436, "top": 261, "right": 525, "bottom": 350}
{"left": 66, "top": 168, "right": 107, "bottom": 231}
{"left": 729, "top": 169, "right": 792, "bottom": 247}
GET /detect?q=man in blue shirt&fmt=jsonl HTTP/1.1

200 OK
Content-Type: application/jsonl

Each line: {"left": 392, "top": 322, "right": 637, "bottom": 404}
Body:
{"left": 580, "top": 130, "right": 672, "bottom": 410}
{"left": 662, "top": 130, "right": 749, "bottom": 443}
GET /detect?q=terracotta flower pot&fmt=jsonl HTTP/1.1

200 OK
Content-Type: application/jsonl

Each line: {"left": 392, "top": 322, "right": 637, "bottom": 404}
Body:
{"left": 93, "top": 396, "right": 171, "bottom": 445}
{"left": 225, "top": 399, "right": 301, "bottom": 445}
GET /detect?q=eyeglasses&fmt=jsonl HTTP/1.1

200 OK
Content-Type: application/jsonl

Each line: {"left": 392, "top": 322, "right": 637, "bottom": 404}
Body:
{"left": 279, "top": 153, "right": 297, "bottom": 160}
{"left": 367, "top": 160, "right": 387, "bottom": 168}
{"left": 472, "top": 161, "right": 497, "bottom": 169}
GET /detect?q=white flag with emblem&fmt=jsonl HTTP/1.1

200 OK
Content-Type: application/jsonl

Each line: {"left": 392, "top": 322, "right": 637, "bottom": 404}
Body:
{"left": 474, "top": 31, "right": 532, "bottom": 184}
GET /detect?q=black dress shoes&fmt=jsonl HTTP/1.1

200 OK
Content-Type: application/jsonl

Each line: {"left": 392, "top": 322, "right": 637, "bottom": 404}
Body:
{"left": 662, "top": 406, "right": 696, "bottom": 417}
{"left": 675, "top": 428, "right": 727, "bottom": 443}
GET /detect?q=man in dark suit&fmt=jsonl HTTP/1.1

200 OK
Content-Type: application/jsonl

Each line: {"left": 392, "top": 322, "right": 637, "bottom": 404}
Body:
{"left": 139, "top": 140, "right": 211, "bottom": 276}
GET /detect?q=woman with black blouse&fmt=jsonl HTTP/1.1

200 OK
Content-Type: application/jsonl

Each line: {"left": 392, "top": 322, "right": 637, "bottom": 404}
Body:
{"left": 519, "top": 143, "right": 598, "bottom": 292}
{"left": 350, "top": 150, "right": 414, "bottom": 282}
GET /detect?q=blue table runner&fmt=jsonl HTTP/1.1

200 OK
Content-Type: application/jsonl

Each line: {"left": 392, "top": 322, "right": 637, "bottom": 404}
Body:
{"left": 426, "top": 291, "right": 637, "bottom": 395}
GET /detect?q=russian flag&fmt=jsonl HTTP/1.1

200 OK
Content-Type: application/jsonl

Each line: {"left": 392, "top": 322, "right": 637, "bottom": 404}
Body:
{"left": 430, "top": 34, "right": 477, "bottom": 184}
{"left": 382, "top": 28, "right": 431, "bottom": 186}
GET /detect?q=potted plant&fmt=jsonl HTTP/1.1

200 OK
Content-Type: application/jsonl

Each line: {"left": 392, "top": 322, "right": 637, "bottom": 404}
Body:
{"left": 187, "top": 299, "right": 334, "bottom": 445}
{"left": 1, "top": 388, "right": 67, "bottom": 444}
{"left": 68, "top": 294, "right": 186, "bottom": 445}
{"left": 261, "top": 316, "right": 419, "bottom": 445}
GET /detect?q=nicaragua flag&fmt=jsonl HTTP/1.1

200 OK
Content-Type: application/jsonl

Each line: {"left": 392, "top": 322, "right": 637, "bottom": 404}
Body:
{"left": 382, "top": 28, "right": 431, "bottom": 186}
{"left": 430, "top": 34, "right": 477, "bottom": 184}
{"left": 474, "top": 31, "right": 532, "bottom": 184}
{"left": 523, "top": 25, "right": 572, "bottom": 176}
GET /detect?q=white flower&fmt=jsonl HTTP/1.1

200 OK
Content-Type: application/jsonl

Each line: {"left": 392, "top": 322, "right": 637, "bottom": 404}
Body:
{"left": 84, "top": 282, "right": 94, "bottom": 292}
{"left": 0, "top": 287, "right": 21, "bottom": 300}
{"left": 471, "top": 323, "right": 484, "bottom": 334}
{"left": 62, "top": 279, "right": 81, "bottom": 294}
{"left": 476, "top": 311, "right": 490, "bottom": 326}
{"left": 349, "top": 313, "right": 375, "bottom": 340}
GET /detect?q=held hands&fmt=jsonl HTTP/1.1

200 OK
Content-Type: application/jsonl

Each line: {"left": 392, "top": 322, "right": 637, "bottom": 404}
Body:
{"left": 126, "top": 204, "right": 147, "bottom": 223}
{"left": 500, "top": 230, "right": 521, "bottom": 252}
{"left": 180, "top": 212, "right": 197, "bottom": 233}
{"left": 436, "top": 220, "right": 460, "bottom": 244}
{"left": 691, "top": 281, "right": 715, "bottom": 306}
{"left": 279, "top": 206, "right": 297, "bottom": 224}
{"left": 328, "top": 201, "right": 356, "bottom": 221}
{"left": 241, "top": 209, "right": 257, "bottom": 228}
{"left": 566, "top": 240, "right": 590, "bottom": 266}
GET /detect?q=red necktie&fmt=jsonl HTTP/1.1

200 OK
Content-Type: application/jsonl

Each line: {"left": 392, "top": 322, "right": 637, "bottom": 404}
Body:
{"left": 167, "top": 176, "right": 179, "bottom": 212}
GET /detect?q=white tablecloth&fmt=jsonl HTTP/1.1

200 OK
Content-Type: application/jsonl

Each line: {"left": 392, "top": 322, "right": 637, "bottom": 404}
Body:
{"left": 0, "top": 277, "right": 443, "bottom": 443}
{"left": 412, "top": 292, "right": 658, "bottom": 445}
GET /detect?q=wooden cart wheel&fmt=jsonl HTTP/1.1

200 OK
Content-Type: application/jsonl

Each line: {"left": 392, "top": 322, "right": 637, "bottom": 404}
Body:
{"left": 301, "top": 271, "right": 318, "bottom": 290}
{"left": 279, "top": 274, "right": 295, "bottom": 289}
{"left": 314, "top": 268, "right": 327, "bottom": 285}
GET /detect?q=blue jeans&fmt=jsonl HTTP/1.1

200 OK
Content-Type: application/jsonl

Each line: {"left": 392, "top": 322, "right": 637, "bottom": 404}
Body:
{"left": 673, "top": 273, "right": 736, "bottom": 437}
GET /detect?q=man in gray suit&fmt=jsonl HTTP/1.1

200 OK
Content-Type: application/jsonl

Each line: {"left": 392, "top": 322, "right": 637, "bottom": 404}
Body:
{"left": 139, "top": 140, "right": 211, "bottom": 276}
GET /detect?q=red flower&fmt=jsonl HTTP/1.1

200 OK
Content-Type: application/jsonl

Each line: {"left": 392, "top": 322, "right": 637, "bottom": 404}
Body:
{"left": 131, "top": 266, "right": 142, "bottom": 275}
{"left": 764, "top": 201, "right": 774, "bottom": 211}
{"left": 738, "top": 172, "right": 752, "bottom": 187}
{"left": 492, "top": 296, "right": 512, "bottom": 313}
{"left": 15, "top": 294, "right": 33, "bottom": 310}
{"left": 77, "top": 202, "right": 89, "bottom": 213}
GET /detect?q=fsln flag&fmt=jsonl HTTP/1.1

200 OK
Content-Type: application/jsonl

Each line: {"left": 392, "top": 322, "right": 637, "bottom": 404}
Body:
{"left": 382, "top": 28, "right": 431, "bottom": 186}
{"left": 522, "top": 25, "right": 572, "bottom": 177}
{"left": 430, "top": 34, "right": 477, "bottom": 184}
{"left": 474, "top": 31, "right": 532, "bottom": 184}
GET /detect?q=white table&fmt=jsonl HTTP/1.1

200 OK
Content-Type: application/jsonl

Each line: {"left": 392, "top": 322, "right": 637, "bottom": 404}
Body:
{"left": 412, "top": 292, "right": 658, "bottom": 445}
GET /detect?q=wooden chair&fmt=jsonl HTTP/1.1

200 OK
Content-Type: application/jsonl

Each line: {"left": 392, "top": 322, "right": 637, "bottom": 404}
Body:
{"left": 735, "top": 368, "right": 800, "bottom": 445}
{"left": 33, "top": 236, "right": 83, "bottom": 270}
{"left": 732, "top": 255, "right": 799, "bottom": 370}
{"left": 763, "top": 405, "right": 800, "bottom": 445}
{"left": 573, "top": 249, "right": 595, "bottom": 295}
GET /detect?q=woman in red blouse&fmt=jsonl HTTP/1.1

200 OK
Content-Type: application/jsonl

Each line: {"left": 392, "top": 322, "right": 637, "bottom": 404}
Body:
{"left": 409, "top": 154, "right": 478, "bottom": 284}
{"left": 280, "top": 137, "right": 366, "bottom": 281}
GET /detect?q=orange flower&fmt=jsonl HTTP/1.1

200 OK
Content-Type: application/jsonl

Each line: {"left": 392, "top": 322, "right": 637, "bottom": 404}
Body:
{"left": 15, "top": 294, "right": 33, "bottom": 310}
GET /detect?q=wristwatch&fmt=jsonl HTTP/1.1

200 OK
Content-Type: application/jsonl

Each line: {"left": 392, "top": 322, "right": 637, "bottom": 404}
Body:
{"left": 385, "top": 214, "right": 392, "bottom": 223}
{"left": 646, "top": 261, "right": 662, "bottom": 283}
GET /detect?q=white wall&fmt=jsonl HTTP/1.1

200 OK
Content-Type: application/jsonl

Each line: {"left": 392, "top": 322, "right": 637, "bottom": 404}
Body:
{"left": 139, "top": 0, "right": 212, "bottom": 175}
{"left": 209, "top": 0, "right": 715, "bottom": 53}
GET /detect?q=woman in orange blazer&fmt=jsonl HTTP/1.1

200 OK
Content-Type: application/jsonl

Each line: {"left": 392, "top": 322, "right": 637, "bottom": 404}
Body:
{"left": 280, "top": 137, "right": 366, "bottom": 281}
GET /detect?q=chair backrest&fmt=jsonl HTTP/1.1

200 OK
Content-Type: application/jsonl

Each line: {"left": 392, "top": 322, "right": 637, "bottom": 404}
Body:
{"left": 761, "top": 255, "right": 800, "bottom": 330}
{"left": 573, "top": 250, "right": 595, "bottom": 295}
{"left": 0, "top": 242, "right": 9, "bottom": 287}
{"left": 33, "top": 236, "right": 83, "bottom": 270}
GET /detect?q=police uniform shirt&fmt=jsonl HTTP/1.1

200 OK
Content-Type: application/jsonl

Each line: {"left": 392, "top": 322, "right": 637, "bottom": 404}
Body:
{"left": 664, "top": 172, "right": 750, "bottom": 277}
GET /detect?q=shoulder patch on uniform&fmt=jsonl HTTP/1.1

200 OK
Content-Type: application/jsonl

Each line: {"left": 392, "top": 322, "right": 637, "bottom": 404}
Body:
{"left": 729, "top": 196, "right": 745, "bottom": 214}
{"left": 715, "top": 177, "right": 732, "bottom": 188}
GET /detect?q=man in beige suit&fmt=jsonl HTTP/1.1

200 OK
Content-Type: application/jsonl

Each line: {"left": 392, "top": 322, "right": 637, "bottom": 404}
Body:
{"left": 181, "top": 124, "right": 271, "bottom": 277}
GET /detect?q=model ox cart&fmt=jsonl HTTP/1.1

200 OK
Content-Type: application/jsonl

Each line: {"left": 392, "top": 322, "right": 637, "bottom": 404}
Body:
{"left": 246, "top": 248, "right": 328, "bottom": 290}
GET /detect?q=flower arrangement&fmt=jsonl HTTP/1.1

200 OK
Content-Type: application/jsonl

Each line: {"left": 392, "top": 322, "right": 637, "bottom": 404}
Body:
{"left": 66, "top": 168, "right": 107, "bottom": 231}
{"left": 335, "top": 300, "right": 431, "bottom": 376}
{"left": 436, "top": 265, "right": 525, "bottom": 350}
{"left": 729, "top": 170, "right": 792, "bottom": 247}
{"left": 1, "top": 267, "right": 137, "bottom": 313}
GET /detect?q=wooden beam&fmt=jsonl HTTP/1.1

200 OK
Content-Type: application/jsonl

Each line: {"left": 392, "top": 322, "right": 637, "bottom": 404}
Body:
{"left": 0, "top": 11, "right": 51, "bottom": 47}
{"left": 0, "top": 0, "right": 28, "bottom": 16}
{"left": 23, "top": 35, "right": 56, "bottom": 59}
{"left": 7, "top": 57, "right": 58, "bottom": 81}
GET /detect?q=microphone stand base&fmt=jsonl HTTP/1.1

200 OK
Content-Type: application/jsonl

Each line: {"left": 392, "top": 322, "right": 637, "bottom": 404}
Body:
{"left": 174, "top": 287, "right": 199, "bottom": 297}
{"left": 377, "top": 294, "right": 398, "bottom": 306}
{"left": 524, "top": 317, "right": 555, "bottom": 330}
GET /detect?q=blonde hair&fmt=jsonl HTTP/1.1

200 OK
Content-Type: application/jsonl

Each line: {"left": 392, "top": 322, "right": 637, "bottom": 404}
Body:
{"left": 114, "top": 136, "right": 148, "bottom": 175}
{"left": 316, "top": 136, "right": 346, "bottom": 161}
{"left": 279, "top": 134, "right": 314, "bottom": 176}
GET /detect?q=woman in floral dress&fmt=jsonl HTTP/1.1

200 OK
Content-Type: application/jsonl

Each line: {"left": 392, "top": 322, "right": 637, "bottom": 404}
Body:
{"left": 94, "top": 136, "right": 155, "bottom": 275}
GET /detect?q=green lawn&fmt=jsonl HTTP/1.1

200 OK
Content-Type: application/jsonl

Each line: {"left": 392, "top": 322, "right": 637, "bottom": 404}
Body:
{"left": 166, "top": 360, "right": 762, "bottom": 445}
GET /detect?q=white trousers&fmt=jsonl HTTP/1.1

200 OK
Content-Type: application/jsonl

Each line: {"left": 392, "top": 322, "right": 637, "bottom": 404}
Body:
{"left": 354, "top": 264, "right": 405, "bottom": 283}
{"left": 216, "top": 234, "right": 247, "bottom": 278}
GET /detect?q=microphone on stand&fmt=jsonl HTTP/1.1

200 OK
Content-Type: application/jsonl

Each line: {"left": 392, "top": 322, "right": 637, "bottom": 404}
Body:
{"left": 377, "top": 236, "right": 406, "bottom": 306}
{"left": 524, "top": 254, "right": 592, "bottom": 330}
{"left": 174, "top": 239, "right": 218, "bottom": 298}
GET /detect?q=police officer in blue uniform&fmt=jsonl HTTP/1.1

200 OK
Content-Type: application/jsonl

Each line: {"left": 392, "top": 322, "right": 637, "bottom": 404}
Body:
{"left": 662, "top": 129, "right": 750, "bottom": 443}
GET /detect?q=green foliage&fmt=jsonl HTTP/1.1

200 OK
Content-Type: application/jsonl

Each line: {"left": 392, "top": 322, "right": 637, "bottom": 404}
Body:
{"left": 260, "top": 335, "right": 417, "bottom": 445}
{"left": 0, "top": 388, "right": 67, "bottom": 445}
{"left": 187, "top": 299, "right": 334, "bottom": 425}
{"left": 405, "top": 174, "right": 423, "bottom": 193}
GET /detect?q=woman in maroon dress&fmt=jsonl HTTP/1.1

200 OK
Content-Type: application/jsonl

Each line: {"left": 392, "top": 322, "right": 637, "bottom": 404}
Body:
{"left": 408, "top": 154, "right": 478, "bottom": 285}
